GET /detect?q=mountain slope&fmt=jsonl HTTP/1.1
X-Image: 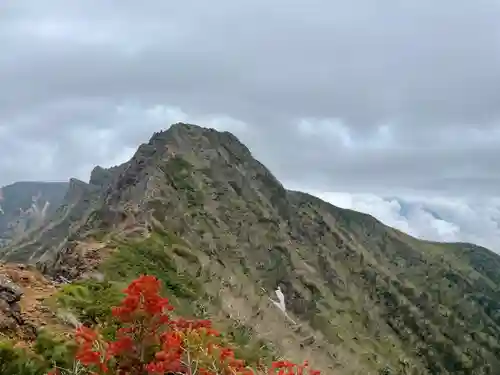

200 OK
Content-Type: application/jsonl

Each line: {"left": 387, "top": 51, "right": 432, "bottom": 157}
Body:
{"left": 2, "top": 123, "right": 500, "bottom": 375}
{"left": 0, "top": 181, "right": 68, "bottom": 246}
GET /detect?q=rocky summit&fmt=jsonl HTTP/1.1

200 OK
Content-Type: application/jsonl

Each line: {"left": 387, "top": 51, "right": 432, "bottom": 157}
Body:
{"left": 1, "top": 123, "right": 500, "bottom": 374}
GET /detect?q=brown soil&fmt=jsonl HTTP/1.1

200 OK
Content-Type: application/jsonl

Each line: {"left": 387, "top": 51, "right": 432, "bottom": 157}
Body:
{"left": 0, "top": 263, "right": 67, "bottom": 342}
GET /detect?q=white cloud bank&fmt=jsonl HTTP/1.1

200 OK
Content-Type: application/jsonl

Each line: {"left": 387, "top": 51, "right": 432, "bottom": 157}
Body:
{"left": 305, "top": 190, "right": 500, "bottom": 252}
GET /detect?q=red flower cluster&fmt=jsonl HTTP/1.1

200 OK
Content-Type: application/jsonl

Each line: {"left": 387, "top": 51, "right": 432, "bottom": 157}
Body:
{"left": 48, "top": 275, "right": 321, "bottom": 375}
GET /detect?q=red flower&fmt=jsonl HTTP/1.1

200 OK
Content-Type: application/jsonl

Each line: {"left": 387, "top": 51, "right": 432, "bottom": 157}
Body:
{"left": 49, "top": 274, "right": 320, "bottom": 375}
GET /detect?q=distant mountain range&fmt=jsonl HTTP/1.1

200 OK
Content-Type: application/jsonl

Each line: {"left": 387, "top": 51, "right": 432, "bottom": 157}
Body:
{"left": 0, "top": 181, "right": 68, "bottom": 246}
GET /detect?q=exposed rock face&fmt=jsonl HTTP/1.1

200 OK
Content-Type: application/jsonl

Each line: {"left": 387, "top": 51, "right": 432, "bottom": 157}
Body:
{"left": 0, "top": 274, "right": 23, "bottom": 330}
{"left": 2, "top": 123, "right": 500, "bottom": 374}
{"left": 0, "top": 263, "right": 60, "bottom": 340}
{"left": 0, "top": 275, "right": 22, "bottom": 304}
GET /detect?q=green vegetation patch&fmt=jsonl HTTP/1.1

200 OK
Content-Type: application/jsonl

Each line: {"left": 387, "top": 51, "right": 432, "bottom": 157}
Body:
{"left": 101, "top": 233, "right": 202, "bottom": 302}
{"left": 33, "top": 329, "right": 76, "bottom": 369}
{"left": 55, "top": 278, "right": 124, "bottom": 327}
{"left": 161, "top": 156, "right": 204, "bottom": 207}
{"left": 0, "top": 341, "right": 48, "bottom": 375}
{"left": 0, "top": 330, "right": 75, "bottom": 375}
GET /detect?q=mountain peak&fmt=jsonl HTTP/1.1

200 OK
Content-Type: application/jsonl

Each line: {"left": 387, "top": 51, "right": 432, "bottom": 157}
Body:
{"left": 146, "top": 123, "right": 252, "bottom": 160}
{"left": 170, "top": 121, "right": 206, "bottom": 132}
{"left": 149, "top": 122, "right": 213, "bottom": 143}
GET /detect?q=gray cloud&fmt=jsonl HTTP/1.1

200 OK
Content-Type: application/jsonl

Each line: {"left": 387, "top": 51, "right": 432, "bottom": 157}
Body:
{"left": 4, "top": 1, "right": 500, "bottom": 125}
{"left": 1, "top": 0, "right": 500, "bottom": 247}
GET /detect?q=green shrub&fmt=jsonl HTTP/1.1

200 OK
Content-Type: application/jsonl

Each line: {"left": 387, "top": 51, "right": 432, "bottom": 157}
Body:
{"left": 56, "top": 279, "right": 124, "bottom": 327}
{"left": 33, "top": 329, "right": 76, "bottom": 369}
{"left": 0, "top": 340, "right": 48, "bottom": 375}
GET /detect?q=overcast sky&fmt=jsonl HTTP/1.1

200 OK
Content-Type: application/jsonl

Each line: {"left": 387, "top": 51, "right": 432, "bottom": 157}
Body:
{"left": 1, "top": 1, "right": 500, "bottom": 250}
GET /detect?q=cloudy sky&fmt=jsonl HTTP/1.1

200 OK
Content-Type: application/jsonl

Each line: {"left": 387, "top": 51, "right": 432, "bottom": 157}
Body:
{"left": 2, "top": 0, "right": 500, "bottom": 251}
